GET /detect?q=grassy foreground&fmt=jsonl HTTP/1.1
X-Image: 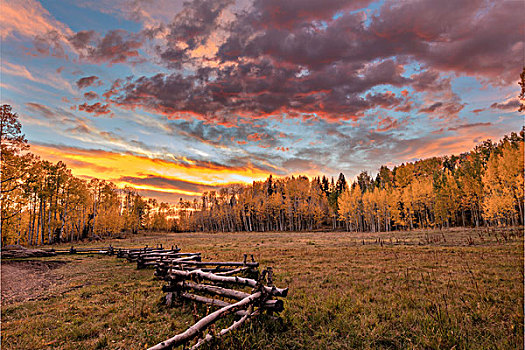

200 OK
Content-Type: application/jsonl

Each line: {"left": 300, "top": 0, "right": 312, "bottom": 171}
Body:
{"left": 2, "top": 227, "right": 523, "bottom": 349}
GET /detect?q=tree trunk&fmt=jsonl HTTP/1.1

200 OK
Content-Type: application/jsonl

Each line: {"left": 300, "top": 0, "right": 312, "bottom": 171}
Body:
{"left": 40, "top": 199, "right": 45, "bottom": 245}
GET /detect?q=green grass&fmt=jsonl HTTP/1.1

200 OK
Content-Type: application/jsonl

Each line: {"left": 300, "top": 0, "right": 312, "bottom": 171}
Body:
{"left": 2, "top": 227, "right": 523, "bottom": 349}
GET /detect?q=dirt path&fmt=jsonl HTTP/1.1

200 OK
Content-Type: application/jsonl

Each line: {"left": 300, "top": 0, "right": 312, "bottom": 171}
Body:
{"left": 1, "top": 260, "right": 69, "bottom": 305}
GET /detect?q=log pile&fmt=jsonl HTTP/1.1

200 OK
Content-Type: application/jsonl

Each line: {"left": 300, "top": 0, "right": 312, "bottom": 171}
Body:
{"left": 16, "top": 243, "right": 288, "bottom": 349}
{"left": 42, "top": 244, "right": 181, "bottom": 258}
{"left": 149, "top": 254, "right": 288, "bottom": 350}
{"left": 1, "top": 245, "right": 57, "bottom": 258}
{"left": 44, "top": 245, "right": 117, "bottom": 255}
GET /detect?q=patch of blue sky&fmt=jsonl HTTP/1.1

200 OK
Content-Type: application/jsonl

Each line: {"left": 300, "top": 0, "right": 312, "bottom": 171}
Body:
{"left": 451, "top": 76, "right": 517, "bottom": 106}
{"left": 2, "top": 76, "right": 72, "bottom": 107}
{"left": 363, "top": 83, "right": 404, "bottom": 95}
{"left": 400, "top": 61, "right": 423, "bottom": 78}
{"left": 40, "top": 0, "right": 142, "bottom": 34}
{"left": 355, "top": 0, "right": 385, "bottom": 28}
{"left": 72, "top": 60, "right": 135, "bottom": 83}
{"left": 332, "top": 12, "right": 344, "bottom": 20}
{"left": 114, "top": 110, "right": 169, "bottom": 135}
{"left": 23, "top": 122, "right": 96, "bottom": 150}
{"left": 330, "top": 0, "right": 384, "bottom": 27}
{"left": 450, "top": 76, "right": 482, "bottom": 98}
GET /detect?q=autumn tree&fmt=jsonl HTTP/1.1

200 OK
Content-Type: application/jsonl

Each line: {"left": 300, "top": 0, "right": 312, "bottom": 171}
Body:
{"left": 482, "top": 139, "right": 524, "bottom": 225}
{"left": 1, "top": 105, "right": 154, "bottom": 246}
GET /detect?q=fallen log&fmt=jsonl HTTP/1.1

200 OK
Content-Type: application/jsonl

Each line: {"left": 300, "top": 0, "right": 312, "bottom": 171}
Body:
{"left": 157, "top": 266, "right": 250, "bottom": 276}
{"left": 127, "top": 249, "right": 179, "bottom": 259}
{"left": 169, "top": 261, "right": 259, "bottom": 268}
{"left": 148, "top": 292, "right": 262, "bottom": 350}
{"left": 166, "top": 269, "right": 288, "bottom": 297}
{"left": 1, "top": 246, "right": 57, "bottom": 258}
{"left": 215, "top": 267, "right": 251, "bottom": 276}
{"left": 190, "top": 305, "right": 258, "bottom": 350}
{"left": 179, "top": 292, "right": 283, "bottom": 313}
{"left": 141, "top": 252, "right": 201, "bottom": 261}
{"left": 167, "top": 281, "right": 249, "bottom": 300}
{"left": 139, "top": 254, "right": 201, "bottom": 269}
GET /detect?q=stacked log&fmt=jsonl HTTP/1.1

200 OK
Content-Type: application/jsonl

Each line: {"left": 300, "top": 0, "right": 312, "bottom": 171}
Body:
{"left": 1, "top": 245, "right": 57, "bottom": 258}
{"left": 43, "top": 244, "right": 176, "bottom": 256}
{"left": 118, "top": 245, "right": 180, "bottom": 260}
{"left": 138, "top": 253, "right": 202, "bottom": 269}
{"left": 150, "top": 257, "right": 288, "bottom": 350}
{"left": 32, "top": 243, "right": 288, "bottom": 349}
{"left": 44, "top": 246, "right": 116, "bottom": 255}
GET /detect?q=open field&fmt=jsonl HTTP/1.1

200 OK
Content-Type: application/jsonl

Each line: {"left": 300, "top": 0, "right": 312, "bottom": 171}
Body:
{"left": 1, "top": 227, "right": 523, "bottom": 349}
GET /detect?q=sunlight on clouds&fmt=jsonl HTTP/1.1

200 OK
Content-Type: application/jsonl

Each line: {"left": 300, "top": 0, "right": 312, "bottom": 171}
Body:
{"left": 29, "top": 144, "right": 273, "bottom": 195}
{"left": 117, "top": 182, "right": 203, "bottom": 197}
{"left": 3, "top": 61, "right": 76, "bottom": 94}
{"left": 1, "top": 0, "right": 73, "bottom": 40}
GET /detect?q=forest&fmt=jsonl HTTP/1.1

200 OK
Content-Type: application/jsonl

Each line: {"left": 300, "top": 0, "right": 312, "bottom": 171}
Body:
{"left": 1, "top": 104, "right": 523, "bottom": 246}
{"left": 1, "top": 105, "right": 176, "bottom": 246}
{"left": 181, "top": 131, "right": 523, "bottom": 232}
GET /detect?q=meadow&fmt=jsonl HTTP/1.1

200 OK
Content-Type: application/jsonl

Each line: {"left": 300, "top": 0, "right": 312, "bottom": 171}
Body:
{"left": 1, "top": 227, "right": 523, "bottom": 349}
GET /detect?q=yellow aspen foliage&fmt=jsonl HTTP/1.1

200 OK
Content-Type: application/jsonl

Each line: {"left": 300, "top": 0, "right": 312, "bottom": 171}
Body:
{"left": 387, "top": 187, "right": 405, "bottom": 228}
{"left": 482, "top": 141, "right": 524, "bottom": 224}
{"left": 394, "top": 163, "right": 415, "bottom": 188}
{"left": 338, "top": 185, "right": 362, "bottom": 231}
{"left": 374, "top": 187, "right": 390, "bottom": 231}
{"left": 434, "top": 169, "right": 460, "bottom": 226}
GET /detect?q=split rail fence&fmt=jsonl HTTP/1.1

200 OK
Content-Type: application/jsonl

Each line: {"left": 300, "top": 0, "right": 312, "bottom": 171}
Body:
{"left": 42, "top": 244, "right": 288, "bottom": 349}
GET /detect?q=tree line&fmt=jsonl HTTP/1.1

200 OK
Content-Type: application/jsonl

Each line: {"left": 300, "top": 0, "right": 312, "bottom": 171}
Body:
{"left": 179, "top": 130, "right": 523, "bottom": 233}
{"left": 1, "top": 103, "right": 523, "bottom": 245}
{"left": 1, "top": 105, "right": 177, "bottom": 246}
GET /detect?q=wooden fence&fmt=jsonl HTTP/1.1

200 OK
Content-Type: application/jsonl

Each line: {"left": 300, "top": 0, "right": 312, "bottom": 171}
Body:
{"left": 42, "top": 244, "right": 288, "bottom": 349}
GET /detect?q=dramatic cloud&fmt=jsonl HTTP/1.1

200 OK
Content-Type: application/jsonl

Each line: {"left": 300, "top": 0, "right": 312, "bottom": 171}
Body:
{"left": 29, "top": 143, "right": 273, "bottom": 193}
{"left": 98, "top": 0, "right": 521, "bottom": 125}
{"left": 78, "top": 102, "right": 111, "bottom": 116}
{"left": 76, "top": 76, "right": 102, "bottom": 89}
{"left": 3, "top": 0, "right": 523, "bottom": 201}
{"left": 118, "top": 175, "right": 219, "bottom": 196}
{"left": 84, "top": 91, "right": 99, "bottom": 100}
{"left": 108, "top": 58, "right": 410, "bottom": 121}
{"left": 490, "top": 99, "right": 520, "bottom": 111}
{"left": 68, "top": 29, "right": 144, "bottom": 65}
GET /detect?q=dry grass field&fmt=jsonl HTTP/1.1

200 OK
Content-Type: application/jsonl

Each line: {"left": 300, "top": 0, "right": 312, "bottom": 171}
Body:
{"left": 1, "top": 227, "right": 523, "bottom": 349}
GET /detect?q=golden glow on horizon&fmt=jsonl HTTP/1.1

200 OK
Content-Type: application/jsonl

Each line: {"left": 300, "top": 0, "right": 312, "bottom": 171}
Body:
{"left": 29, "top": 144, "right": 273, "bottom": 196}
{"left": 118, "top": 182, "right": 203, "bottom": 197}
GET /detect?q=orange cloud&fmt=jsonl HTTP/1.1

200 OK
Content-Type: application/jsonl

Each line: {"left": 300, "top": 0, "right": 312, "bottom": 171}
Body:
{"left": 1, "top": 0, "right": 73, "bottom": 40}
{"left": 399, "top": 126, "right": 503, "bottom": 161}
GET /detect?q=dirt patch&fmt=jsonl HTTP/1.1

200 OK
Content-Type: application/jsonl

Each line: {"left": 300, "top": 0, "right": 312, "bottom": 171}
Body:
{"left": 1, "top": 260, "right": 69, "bottom": 305}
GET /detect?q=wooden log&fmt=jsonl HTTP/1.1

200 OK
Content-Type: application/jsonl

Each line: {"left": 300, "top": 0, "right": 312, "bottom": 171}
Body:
{"left": 132, "top": 250, "right": 183, "bottom": 258}
{"left": 177, "top": 290, "right": 283, "bottom": 312}
{"left": 154, "top": 254, "right": 201, "bottom": 263}
{"left": 148, "top": 292, "right": 262, "bottom": 350}
{"left": 139, "top": 255, "right": 200, "bottom": 269}
{"left": 166, "top": 269, "right": 288, "bottom": 297}
{"left": 195, "top": 267, "right": 249, "bottom": 273}
{"left": 156, "top": 266, "right": 247, "bottom": 277}
{"left": 190, "top": 306, "right": 258, "bottom": 350}
{"left": 127, "top": 249, "right": 173, "bottom": 258}
{"left": 215, "top": 267, "right": 251, "bottom": 276}
{"left": 169, "top": 281, "right": 250, "bottom": 300}
{"left": 179, "top": 293, "right": 240, "bottom": 311}
{"left": 169, "top": 260, "right": 259, "bottom": 268}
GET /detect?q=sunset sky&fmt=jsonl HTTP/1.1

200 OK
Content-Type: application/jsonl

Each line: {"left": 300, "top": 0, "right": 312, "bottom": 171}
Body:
{"left": 1, "top": 0, "right": 523, "bottom": 202}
